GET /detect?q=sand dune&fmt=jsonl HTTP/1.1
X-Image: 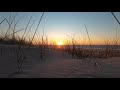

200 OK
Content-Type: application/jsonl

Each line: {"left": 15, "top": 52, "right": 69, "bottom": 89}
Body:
{"left": 0, "top": 45, "right": 120, "bottom": 78}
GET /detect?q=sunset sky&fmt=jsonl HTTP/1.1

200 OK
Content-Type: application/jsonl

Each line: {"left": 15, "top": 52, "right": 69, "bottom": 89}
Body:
{"left": 0, "top": 12, "right": 120, "bottom": 45}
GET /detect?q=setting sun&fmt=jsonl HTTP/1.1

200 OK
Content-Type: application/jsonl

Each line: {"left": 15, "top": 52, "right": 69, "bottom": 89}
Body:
{"left": 57, "top": 41, "right": 63, "bottom": 46}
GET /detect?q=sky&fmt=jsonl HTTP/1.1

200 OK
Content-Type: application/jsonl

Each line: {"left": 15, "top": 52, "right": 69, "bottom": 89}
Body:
{"left": 0, "top": 12, "right": 120, "bottom": 45}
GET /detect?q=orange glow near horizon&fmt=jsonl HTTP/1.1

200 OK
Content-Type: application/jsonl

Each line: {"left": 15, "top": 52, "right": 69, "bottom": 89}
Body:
{"left": 57, "top": 41, "right": 63, "bottom": 46}
{"left": 32, "top": 38, "right": 113, "bottom": 46}
{"left": 31, "top": 33, "right": 120, "bottom": 46}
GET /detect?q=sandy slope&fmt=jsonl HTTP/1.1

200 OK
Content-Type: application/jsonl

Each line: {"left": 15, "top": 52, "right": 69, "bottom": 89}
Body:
{"left": 1, "top": 45, "right": 120, "bottom": 78}
{"left": 28, "top": 57, "right": 120, "bottom": 78}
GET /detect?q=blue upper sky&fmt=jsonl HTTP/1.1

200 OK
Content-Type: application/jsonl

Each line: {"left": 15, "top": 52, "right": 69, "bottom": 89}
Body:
{"left": 0, "top": 12, "right": 120, "bottom": 45}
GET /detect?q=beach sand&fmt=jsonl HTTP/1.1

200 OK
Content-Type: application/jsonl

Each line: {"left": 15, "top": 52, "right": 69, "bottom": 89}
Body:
{"left": 0, "top": 45, "right": 120, "bottom": 78}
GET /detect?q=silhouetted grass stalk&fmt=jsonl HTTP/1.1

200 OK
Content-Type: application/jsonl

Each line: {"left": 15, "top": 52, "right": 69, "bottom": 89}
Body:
{"left": 85, "top": 25, "right": 102, "bottom": 72}
{"left": 28, "top": 12, "right": 44, "bottom": 50}
{"left": 111, "top": 12, "right": 120, "bottom": 26}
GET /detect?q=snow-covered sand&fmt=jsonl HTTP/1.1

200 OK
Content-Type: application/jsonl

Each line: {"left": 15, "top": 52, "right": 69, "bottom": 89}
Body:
{"left": 1, "top": 44, "right": 120, "bottom": 78}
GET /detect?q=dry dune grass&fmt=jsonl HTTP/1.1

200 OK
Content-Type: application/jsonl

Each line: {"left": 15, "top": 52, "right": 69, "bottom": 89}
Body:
{"left": 0, "top": 12, "right": 46, "bottom": 77}
{"left": 0, "top": 12, "right": 120, "bottom": 78}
